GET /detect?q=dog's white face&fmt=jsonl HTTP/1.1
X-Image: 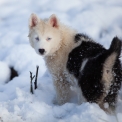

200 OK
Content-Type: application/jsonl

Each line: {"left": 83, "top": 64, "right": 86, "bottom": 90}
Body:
{"left": 28, "top": 13, "right": 62, "bottom": 56}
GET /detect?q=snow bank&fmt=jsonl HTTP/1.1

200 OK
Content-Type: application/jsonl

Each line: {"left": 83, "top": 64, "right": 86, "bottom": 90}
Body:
{"left": 0, "top": 61, "right": 10, "bottom": 84}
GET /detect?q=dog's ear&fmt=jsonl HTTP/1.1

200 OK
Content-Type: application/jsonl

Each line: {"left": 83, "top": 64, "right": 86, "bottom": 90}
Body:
{"left": 48, "top": 14, "right": 59, "bottom": 28}
{"left": 29, "top": 13, "right": 40, "bottom": 28}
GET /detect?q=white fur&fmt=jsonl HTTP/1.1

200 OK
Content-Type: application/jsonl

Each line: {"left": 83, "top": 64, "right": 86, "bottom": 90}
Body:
{"left": 28, "top": 13, "right": 84, "bottom": 105}
{"left": 80, "top": 59, "right": 88, "bottom": 72}
{"left": 98, "top": 52, "right": 117, "bottom": 112}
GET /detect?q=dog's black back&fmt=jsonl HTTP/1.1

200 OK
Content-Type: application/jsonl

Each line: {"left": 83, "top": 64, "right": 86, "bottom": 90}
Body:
{"left": 67, "top": 34, "right": 106, "bottom": 78}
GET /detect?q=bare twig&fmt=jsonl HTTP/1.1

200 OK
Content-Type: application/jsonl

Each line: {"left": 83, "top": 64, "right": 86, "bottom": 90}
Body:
{"left": 34, "top": 65, "right": 39, "bottom": 89}
{"left": 30, "top": 71, "right": 35, "bottom": 94}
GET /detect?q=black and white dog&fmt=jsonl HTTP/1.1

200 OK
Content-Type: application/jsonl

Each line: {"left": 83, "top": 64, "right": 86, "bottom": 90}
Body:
{"left": 28, "top": 14, "right": 122, "bottom": 112}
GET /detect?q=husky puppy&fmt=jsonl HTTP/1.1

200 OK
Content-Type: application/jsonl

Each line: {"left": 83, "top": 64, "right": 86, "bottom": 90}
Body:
{"left": 28, "top": 13, "right": 122, "bottom": 111}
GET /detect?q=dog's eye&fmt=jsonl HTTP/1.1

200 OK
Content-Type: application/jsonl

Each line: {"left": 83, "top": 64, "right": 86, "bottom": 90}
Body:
{"left": 35, "top": 37, "right": 39, "bottom": 41}
{"left": 46, "top": 37, "right": 52, "bottom": 41}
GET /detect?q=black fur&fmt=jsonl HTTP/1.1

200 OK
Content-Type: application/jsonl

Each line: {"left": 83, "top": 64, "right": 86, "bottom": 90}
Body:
{"left": 67, "top": 34, "right": 122, "bottom": 109}
{"left": 74, "top": 34, "right": 90, "bottom": 43}
{"left": 67, "top": 33, "right": 106, "bottom": 78}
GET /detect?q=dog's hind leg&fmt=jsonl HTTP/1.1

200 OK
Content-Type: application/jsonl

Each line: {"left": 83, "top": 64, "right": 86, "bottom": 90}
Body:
{"left": 101, "top": 37, "right": 122, "bottom": 112}
{"left": 102, "top": 37, "right": 121, "bottom": 90}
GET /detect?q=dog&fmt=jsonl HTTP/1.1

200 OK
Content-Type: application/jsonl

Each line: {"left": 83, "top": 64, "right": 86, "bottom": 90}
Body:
{"left": 28, "top": 13, "right": 122, "bottom": 112}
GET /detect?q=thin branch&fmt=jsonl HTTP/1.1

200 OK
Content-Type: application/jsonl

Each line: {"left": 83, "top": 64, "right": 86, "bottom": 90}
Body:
{"left": 34, "top": 66, "right": 39, "bottom": 89}
{"left": 30, "top": 71, "right": 35, "bottom": 94}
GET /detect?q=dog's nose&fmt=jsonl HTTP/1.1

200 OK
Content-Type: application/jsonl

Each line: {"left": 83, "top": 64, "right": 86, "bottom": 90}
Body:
{"left": 38, "top": 49, "right": 45, "bottom": 55}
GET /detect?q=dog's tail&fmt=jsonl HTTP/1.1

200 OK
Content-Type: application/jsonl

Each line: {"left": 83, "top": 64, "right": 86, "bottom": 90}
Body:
{"left": 109, "top": 36, "right": 122, "bottom": 57}
{"left": 103, "top": 36, "right": 122, "bottom": 71}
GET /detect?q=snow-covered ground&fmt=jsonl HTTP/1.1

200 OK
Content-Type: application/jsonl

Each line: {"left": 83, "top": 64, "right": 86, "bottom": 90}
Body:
{"left": 0, "top": 0, "right": 122, "bottom": 122}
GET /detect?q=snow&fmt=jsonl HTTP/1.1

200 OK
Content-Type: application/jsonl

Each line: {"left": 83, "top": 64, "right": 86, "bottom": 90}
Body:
{"left": 0, "top": 61, "right": 10, "bottom": 84}
{"left": 104, "top": 103, "right": 109, "bottom": 109}
{"left": 0, "top": 0, "right": 122, "bottom": 122}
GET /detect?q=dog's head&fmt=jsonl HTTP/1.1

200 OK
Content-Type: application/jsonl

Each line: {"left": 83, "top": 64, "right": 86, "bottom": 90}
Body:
{"left": 28, "top": 13, "right": 62, "bottom": 56}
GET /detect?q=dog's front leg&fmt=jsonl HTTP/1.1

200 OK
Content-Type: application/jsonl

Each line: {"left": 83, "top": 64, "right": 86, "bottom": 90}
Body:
{"left": 53, "top": 78, "right": 70, "bottom": 105}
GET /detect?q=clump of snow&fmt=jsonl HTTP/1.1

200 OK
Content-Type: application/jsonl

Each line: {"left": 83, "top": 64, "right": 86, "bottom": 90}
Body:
{"left": 104, "top": 102, "right": 109, "bottom": 109}
{"left": 0, "top": 0, "right": 122, "bottom": 122}
{"left": 0, "top": 61, "right": 10, "bottom": 84}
